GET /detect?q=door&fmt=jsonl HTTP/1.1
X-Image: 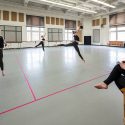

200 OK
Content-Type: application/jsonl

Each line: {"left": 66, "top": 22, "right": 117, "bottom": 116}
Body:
{"left": 93, "top": 29, "right": 100, "bottom": 44}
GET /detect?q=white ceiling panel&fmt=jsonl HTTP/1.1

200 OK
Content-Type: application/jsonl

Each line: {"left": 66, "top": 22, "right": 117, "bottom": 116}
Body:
{"left": 0, "top": 0, "right": 124, "bottom": 16}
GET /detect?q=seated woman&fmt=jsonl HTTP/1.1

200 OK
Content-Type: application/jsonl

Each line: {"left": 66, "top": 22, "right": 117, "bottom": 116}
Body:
{"left": 95, "top": 61, "right": 125, "bottom": 92}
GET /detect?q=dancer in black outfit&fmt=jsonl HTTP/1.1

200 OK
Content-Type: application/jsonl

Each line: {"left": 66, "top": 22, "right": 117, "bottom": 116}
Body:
{"left": 0, "top": 35, "right": 6, "bottom": 76}
{"left": 57, "top": 31, "right": 85, "bottom": 62}
{"left": 95, "top": 61, "right": 125, "bottom": 91}
{"left": 35, "top": 35, "right": 45, "bottom": 51}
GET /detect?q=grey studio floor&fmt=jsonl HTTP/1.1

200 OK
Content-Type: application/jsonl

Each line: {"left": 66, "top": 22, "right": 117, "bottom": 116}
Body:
{"left": 0, "top": 45, "right": 125, "bottom": 125}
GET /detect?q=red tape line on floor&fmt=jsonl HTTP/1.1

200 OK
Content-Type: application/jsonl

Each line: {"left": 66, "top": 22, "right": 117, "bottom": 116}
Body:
{"left": 0, "top": 73, "right": 109, "bottom": 116}
{"left": 15, "top": 55, "right": 37, "bottom": 101}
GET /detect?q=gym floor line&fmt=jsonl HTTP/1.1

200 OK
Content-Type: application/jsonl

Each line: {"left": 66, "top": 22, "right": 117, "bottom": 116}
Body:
{"left": 15, "top": 55, "right": 37, "bottom": 101}
{"left": 15, "top": 51, "right": 111, "bottom": 102}
{"left": 1, "top": 46, "right": 124, "bottom": 125}
{"left": 0, "top": 72, "right": 108, "bottom": 116}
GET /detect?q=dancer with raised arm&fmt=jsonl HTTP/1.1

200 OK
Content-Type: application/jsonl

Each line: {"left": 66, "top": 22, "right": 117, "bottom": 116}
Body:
{"left": 35, "top": 35, "right": 45, "bottom": 51}
{"left": 57, "top": 31, "right": 85, "bottom": 62}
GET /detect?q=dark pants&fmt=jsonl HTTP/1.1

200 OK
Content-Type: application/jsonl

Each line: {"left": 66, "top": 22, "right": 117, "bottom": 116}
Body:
{"left": 57, "top": 42, "right": 84, "bottom": 61}
{"left": 35, "top": 41, "right": 44, "bottom": 51}
{"left": 104, "top": 64, "right": 125, "bottom": 90}
{"left": 0, "top": 49, "right": 4, "bottom": 71}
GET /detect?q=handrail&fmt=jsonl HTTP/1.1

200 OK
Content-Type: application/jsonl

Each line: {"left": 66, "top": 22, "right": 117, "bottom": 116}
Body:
{"left": 6, "top": 40, "right": 70, "bottom": 43}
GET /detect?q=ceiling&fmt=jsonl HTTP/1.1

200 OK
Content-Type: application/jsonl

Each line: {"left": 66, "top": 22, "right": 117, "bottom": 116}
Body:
{"left": 0, "top": 0, "right": 125, "bottom": 17}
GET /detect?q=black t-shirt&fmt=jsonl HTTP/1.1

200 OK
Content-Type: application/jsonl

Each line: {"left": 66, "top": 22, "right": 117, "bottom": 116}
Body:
{"left": 42, "top": 38, "right": 45, "bottom": 41}
{"left": 73, "top": 35, "right": 79, "bottom": 41}
{"left": 0, "top": 36, "right": 4, "bottom": 48}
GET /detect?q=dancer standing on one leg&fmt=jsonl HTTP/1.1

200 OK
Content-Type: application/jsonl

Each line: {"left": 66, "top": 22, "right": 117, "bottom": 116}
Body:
{"left": 0, "top": 35, "right": 7, "bottom": 76}
{"left": 35, "top": 35, "right": 45, "bottom": 51}
{"left": 57, "top": 31, "right": 85, "bottom": 62}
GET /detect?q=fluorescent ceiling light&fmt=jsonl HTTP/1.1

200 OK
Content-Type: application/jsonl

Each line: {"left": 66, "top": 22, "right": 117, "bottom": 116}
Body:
{"left": 90, "top": 0, "right": 115, "bottom": 8}
{"left": 39, "top": 0, "right": 97, "bottom": 13}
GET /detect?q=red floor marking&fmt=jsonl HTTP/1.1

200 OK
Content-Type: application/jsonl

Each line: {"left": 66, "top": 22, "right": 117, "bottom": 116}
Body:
{"left": 0, "top": 101, "right": 34, "bottom": 115}
{"left": 15, "top": 56, "right": 37, "bottom": 101}
{"left": 0, "top": 73, "right": 109, "bottom": 116}
{"left": 36, "top": 73, "right": 109, "bottom": 101}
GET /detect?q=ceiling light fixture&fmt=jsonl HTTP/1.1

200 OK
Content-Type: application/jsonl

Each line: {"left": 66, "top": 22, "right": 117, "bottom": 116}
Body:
{"left": 90, "top": 0, "right": 115, "bottom": 8}
{"left": 38, "top": 0, "right": 97, "bottom": 13}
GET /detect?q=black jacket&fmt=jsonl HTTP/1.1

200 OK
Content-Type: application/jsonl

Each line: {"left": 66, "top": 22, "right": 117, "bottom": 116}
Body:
{"left": 73, "top": 35, "right": 79, "bottom": 41}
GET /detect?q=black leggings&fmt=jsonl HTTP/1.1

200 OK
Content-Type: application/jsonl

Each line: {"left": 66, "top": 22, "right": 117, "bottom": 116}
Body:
{"left": 104, "top": 64, "right": 125, "bottom": 90}
{"left": 57, "top": 42, "right": 84, "bottom": 61}
{"left": 0, "top": 49, "right": 4, "bottom": 71}
{"left": 35, "top": 41, "right": 44, "bottom": 51}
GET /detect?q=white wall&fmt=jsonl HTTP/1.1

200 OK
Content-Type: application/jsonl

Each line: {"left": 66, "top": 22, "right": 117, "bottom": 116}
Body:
{"left": 0, "top": 4, "right": 111, "bottom": 48}
{"left": 83, "top": 17, "right": 93, "bottom": 44}
{"left": 83, "top": 17, "right": 93, "bottom": 36}
{"left": 92, "top": 15, "right": 109, "bottom": 45}
{"left": 100, "top": 25, "right": 109, "bottom": 45}
{"left": 0, "top": 10, "right": 27, "bottom": 42}
{"left": 0, "top": 5, "right": 83, "bottom": 48}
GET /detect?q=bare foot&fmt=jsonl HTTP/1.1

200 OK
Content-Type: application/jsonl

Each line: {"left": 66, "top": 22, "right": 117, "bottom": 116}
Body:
{"left": 94, "top": 82, "right": 108, "bottom": 89}
{"left": 82, "top": 58, "right": 85, "bottom": 62}
{"left": 2, "top": 71, "right": 5, "bottom": 76}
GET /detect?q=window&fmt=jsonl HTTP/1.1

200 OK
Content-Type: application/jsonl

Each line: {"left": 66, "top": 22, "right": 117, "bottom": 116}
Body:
{"left": 110, "top": 32, "right": 116, "bottom": 41}
{"left": 48, "top": 28, "right": 63, "bottom": 42}
{"left": 0, "top": 25, "right": 22, "bottom": 42}
{"left": 117, "top": 26, "right": 125, "bottom": 31}
{"left": 26, "top": 15, "right": 44, "bottom": 26}
{"left": 68, "top": 33, "right": 73, "bottom": 40}
{"left": 27, "top": 32, "right": 31, "bottom": 41}
{"left": 32, "top": 27, "right": 39, "bottom": 31}
{"left": 27, "top": 27, "right": 31, "bottom": 31}
{"left": 110, "top": 27, "right": 116, "bottom": 31}
{"left": 32, "top": 32, "right": 39, "bottom": 41}
{"left": 19, "top": 13, "right": 24, "bottom": 22}
{"left": 64, "top": 30, "right": 74, "bottom": 41}
{"left": 40, "top": 28, "right": 44, "bottom": 32}
{"left": 109, "top": 25, "right": 125, "bottom": 41}
{"left": 65, "top": 32, "right": 68, "bottom": 40}
{"left": 118, "top": 32, "right": 125, "bottom": 41}
{"left": 26, "top": 27, "right": 45, "bottom": 41}
{"left": 65, "top": 20, "right": 76, "bottom": 29}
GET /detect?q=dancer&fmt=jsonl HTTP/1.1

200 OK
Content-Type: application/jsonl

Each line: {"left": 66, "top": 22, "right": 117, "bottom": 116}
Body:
{"left": 94, "top": 61, "right": 125, "bottom": 92}
{"left": 0, "top": 35, "right": 6, "bottom": 76}
{"left": 57, "top": 31, "right": 85, "bottom": 62}
{"left": 35, "top": 35, "right": 45, "bottom": 51}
